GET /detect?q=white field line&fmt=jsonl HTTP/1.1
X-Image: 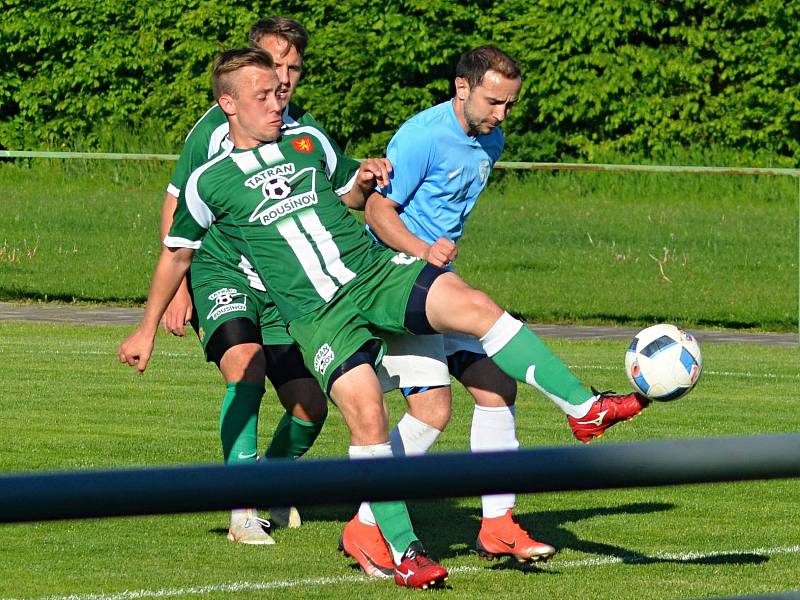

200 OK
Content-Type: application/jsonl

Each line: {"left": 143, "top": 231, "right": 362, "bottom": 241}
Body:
{"left": 6, "top": 544, "right": 800, "bottom": 600}
{"left": 0, "top": 342, "right": 796, "bottom": 381}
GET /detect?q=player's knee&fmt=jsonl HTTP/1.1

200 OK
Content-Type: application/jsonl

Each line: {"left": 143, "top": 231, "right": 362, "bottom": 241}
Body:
{"left": 349, "top": 406, "right": 389, "bottom": 443}
{"left": 277, "top": 378, "right": 329, "bottom": 423}
{"left": 219, "top": 343, "right": 265, "bottom": 383}
{"left": 464, "top": 288, "right": 501, "bottom": 318}
{"left": 407, "top": 387, "right": 452, "bottom": 431}
{"left": 497, "top": 377, "right": 517, "bottom": 405}
{"left": 462, "top": 358, "right": 517, "bottom": 407}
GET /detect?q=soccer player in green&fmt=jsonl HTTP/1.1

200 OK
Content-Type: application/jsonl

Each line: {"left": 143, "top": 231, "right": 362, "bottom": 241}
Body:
{"left": 119, "top": 47, "right": 646, "bottom": 589}
{"left": 158, "top": 18, "right": 378, "bottom": 544}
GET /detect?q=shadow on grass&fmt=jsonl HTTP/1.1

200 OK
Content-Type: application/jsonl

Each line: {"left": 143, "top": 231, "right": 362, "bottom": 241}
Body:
{"left": 211, "top": 500, "right": 768, "bottom": 572}
{"left": 409, "top": 500, "right": 769, "bottom": 570}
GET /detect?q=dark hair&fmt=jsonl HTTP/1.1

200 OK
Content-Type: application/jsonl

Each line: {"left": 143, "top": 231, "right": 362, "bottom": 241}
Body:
{"left": 455, "top": 45, "right": 521, "bottom": 89}
{"left": 248, "top": 16, "right": 309, "bottom": 57}
{"left": 212, "top": 48, "right": 275, "bottom": 99}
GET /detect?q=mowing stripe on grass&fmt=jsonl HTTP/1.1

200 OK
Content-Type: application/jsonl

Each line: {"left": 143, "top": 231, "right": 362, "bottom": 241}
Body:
{"left": 1, "top": 341, "right": 796, "bottom": 381}
{"left": 570, "top": 364, "right": 800, "bottom": 380}
{"left": 7, "top": 544, "right": 800, "bottom": 600}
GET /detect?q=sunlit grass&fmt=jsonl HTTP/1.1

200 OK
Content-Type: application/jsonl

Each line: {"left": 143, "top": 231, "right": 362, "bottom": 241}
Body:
{"left": 0, "top": 323, "right": 798, "bottom": 599}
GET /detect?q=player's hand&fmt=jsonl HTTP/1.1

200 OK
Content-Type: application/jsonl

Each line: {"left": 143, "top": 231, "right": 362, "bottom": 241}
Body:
{"left": 424, "top": 237, "right": 457, "bottom": 267}
{"left": 356, "top": 158, "right": 392, "bottom": 191}
{"left": 118, "top": 329, "right": 155, "bottom": 374}
{"left": 161, "top": 285, "right": 193, "bottom": 336}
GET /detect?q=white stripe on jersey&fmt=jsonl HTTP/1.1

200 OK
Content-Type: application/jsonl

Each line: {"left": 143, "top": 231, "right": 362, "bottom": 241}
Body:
{"left": 297, "top": 210, "right": 356, "bottom": 287}
{"left": 230, "top": 150, "right": 262, "bottom": 174}
{"left": 208, "top": 124, "right": 232, "bottom": 159}
{"left": 258, "top": 144, "right": 285, "bottom": 166}
{"left": 162, "top": 235, "right": 202, "bottom": 249}
{"left": 276, "top": 218, "right": 340, "bottom": 301}
{"left": 335, "top": 172, "right": 357, "bottom": 197}
{"left": 183, "top": 105, "right": 219, "bottom": 142}
{"left": 238, "top": 255, "right": 267, "bottom": 292}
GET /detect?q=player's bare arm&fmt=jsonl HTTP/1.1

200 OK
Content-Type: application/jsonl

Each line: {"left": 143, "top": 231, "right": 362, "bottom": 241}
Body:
{"left": 365, "top": 194, "right": 457, "bottom": 267}
{"left": 341, "top": 157, "right": 393, "bottom": 210}
{"left": 158, "top": 191, "right": 194, "bottom": 336}
{"left": 118, "top": 246, "right": 195, "bottom": 373}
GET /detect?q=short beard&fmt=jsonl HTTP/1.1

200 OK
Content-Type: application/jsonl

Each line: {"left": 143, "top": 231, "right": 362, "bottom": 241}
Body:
{"left": 462, "top": 101, "right": 485, "bottom": 137}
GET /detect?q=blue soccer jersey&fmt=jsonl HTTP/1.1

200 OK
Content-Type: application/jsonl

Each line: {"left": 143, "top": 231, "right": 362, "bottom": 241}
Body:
{"left": 376, "top": 99, "right": 504, "bottom": 244}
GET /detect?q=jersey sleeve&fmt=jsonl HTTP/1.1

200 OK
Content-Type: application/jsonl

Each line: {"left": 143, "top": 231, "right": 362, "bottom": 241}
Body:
{"left": 382, "top": 122, "right": 433, "bottom": 208}
{"left": 167, "top": 105, "right": 229, "bottom": 198}
{"left": 164, "top": 166, "right": 215, "bottom": 249}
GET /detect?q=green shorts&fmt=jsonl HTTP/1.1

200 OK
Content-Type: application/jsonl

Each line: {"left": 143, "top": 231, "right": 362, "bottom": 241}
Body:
{"left": 287, "top": 254, "right": 428, "bottom": 393}
{"left": 189, "top": 255, "right": 293, "bottom": 357}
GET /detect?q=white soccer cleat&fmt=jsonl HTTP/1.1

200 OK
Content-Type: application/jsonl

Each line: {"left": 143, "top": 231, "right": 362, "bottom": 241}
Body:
{"left": 227, "top": 509, "right": 275, "bottom": 545}
{"left": 269, "top": 506, "right": 302, "bottom": 529}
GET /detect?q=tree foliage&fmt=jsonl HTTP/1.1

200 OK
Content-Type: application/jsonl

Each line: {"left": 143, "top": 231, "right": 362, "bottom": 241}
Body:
{"left": 1, "top": 0, "right": 797, "bottom": 163}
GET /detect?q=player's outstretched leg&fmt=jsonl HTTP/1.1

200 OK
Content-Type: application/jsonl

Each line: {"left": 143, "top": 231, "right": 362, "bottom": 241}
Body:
{"left": 481, "top": 313, "right": 650, "bottom": 443}
{"left": 476, "top": 509, "right": 555, "bottom": 563}
{"left": 424, "top": 272, "right": 649, "bottom": 443}
{"left": 394, "top": 541, "right": 449, "bottom": 589}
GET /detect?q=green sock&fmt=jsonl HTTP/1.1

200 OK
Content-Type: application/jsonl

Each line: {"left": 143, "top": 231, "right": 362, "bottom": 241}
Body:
{"left": 371, "top": 500, "right": 417, "bottom": 558}
{"left": 492, "top": 325, "right": 593, "bottom": 406}
{"left": 264, "top": 411, "right": 327, "bottom": 460}
{"left": 219, "top": 381, "right": 264, "bottom": 465}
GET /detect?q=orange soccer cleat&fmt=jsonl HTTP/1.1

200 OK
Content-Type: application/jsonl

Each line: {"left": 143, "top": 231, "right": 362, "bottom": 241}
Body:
{"left": 338, "top": 515, "right": 394, "bottom": 579}
{"left": 476, "top": 510, "right": 556, "bottom": 563}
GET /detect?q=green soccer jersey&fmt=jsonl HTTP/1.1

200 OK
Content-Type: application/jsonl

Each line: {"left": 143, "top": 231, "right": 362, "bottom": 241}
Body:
{"left": 167, "top": 103, "right": 358, "bottom": 290}
{"left": 167, "top": 126, "right": 390, "bottom": 323}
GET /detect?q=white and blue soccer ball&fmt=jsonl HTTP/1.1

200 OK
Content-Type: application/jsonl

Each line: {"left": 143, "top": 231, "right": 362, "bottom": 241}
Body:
{"left": 625, "top": 323, "right": 703, "bottom": 401}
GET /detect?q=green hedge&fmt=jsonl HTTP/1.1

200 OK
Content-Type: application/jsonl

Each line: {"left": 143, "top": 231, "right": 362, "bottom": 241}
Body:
{"left": 1, "top": 0, "right": 798, "bottom": 163}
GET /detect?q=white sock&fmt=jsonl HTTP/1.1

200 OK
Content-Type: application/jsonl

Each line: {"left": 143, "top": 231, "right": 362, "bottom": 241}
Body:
{"left": 478, "top": 311, "right": 523, "bottom": 356}
{"left": 356, "top": 416, "right": 442, "bottom": 526}
{"left": 350, "top": 443, "right": 393, "bottom": 527}
{"left": 471, "top": 405, "right": 519, "bottom": 518}
{"left": 390, "top": 412, "right": 442, "bottom": 457}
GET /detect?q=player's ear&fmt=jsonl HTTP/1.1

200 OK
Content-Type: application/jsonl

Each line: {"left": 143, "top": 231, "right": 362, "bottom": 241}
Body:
{"left": 454, "top": 77, "right": 470, "bottom": 101}
{"left": 218, "top": 94, "right": 236, "bottom": 117}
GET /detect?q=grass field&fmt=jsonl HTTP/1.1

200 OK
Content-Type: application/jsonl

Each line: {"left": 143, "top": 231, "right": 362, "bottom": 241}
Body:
{"left": 0, "top": 322, "right": 798, "bottom": 599}
{"left": 1, "top": 160, "right": 797, "bottom": 331}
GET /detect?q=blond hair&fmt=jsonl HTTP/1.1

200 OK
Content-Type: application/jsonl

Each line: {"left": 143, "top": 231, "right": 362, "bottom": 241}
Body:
{"left": 212, "top": 48, "right": 275, "bottom": 99}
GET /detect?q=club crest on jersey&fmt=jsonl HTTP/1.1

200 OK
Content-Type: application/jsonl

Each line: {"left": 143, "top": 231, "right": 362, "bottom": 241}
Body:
{"left": 249, "top": 166, "right": 320, "bottom": 225}
{"left": 314, "top": 343, "right": 334, "bottom": 375}
{"left": 207, "top": 288, "right": 247, "bottom": 321}
{"left": 291, "top": 136, "right": 314, "bottom": 153}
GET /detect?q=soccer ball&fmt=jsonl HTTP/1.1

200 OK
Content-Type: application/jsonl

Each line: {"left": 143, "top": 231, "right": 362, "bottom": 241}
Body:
{"left": 262, "top": 176, "right": 292, "bottom": 200}
{"left": 624, "top": 324, "right": 702, "bottom": 401}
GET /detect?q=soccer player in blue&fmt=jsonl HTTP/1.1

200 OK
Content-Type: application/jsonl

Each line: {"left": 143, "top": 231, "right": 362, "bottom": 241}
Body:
{"left": 366, "top": 45, "right": 649, "bottom": 563}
